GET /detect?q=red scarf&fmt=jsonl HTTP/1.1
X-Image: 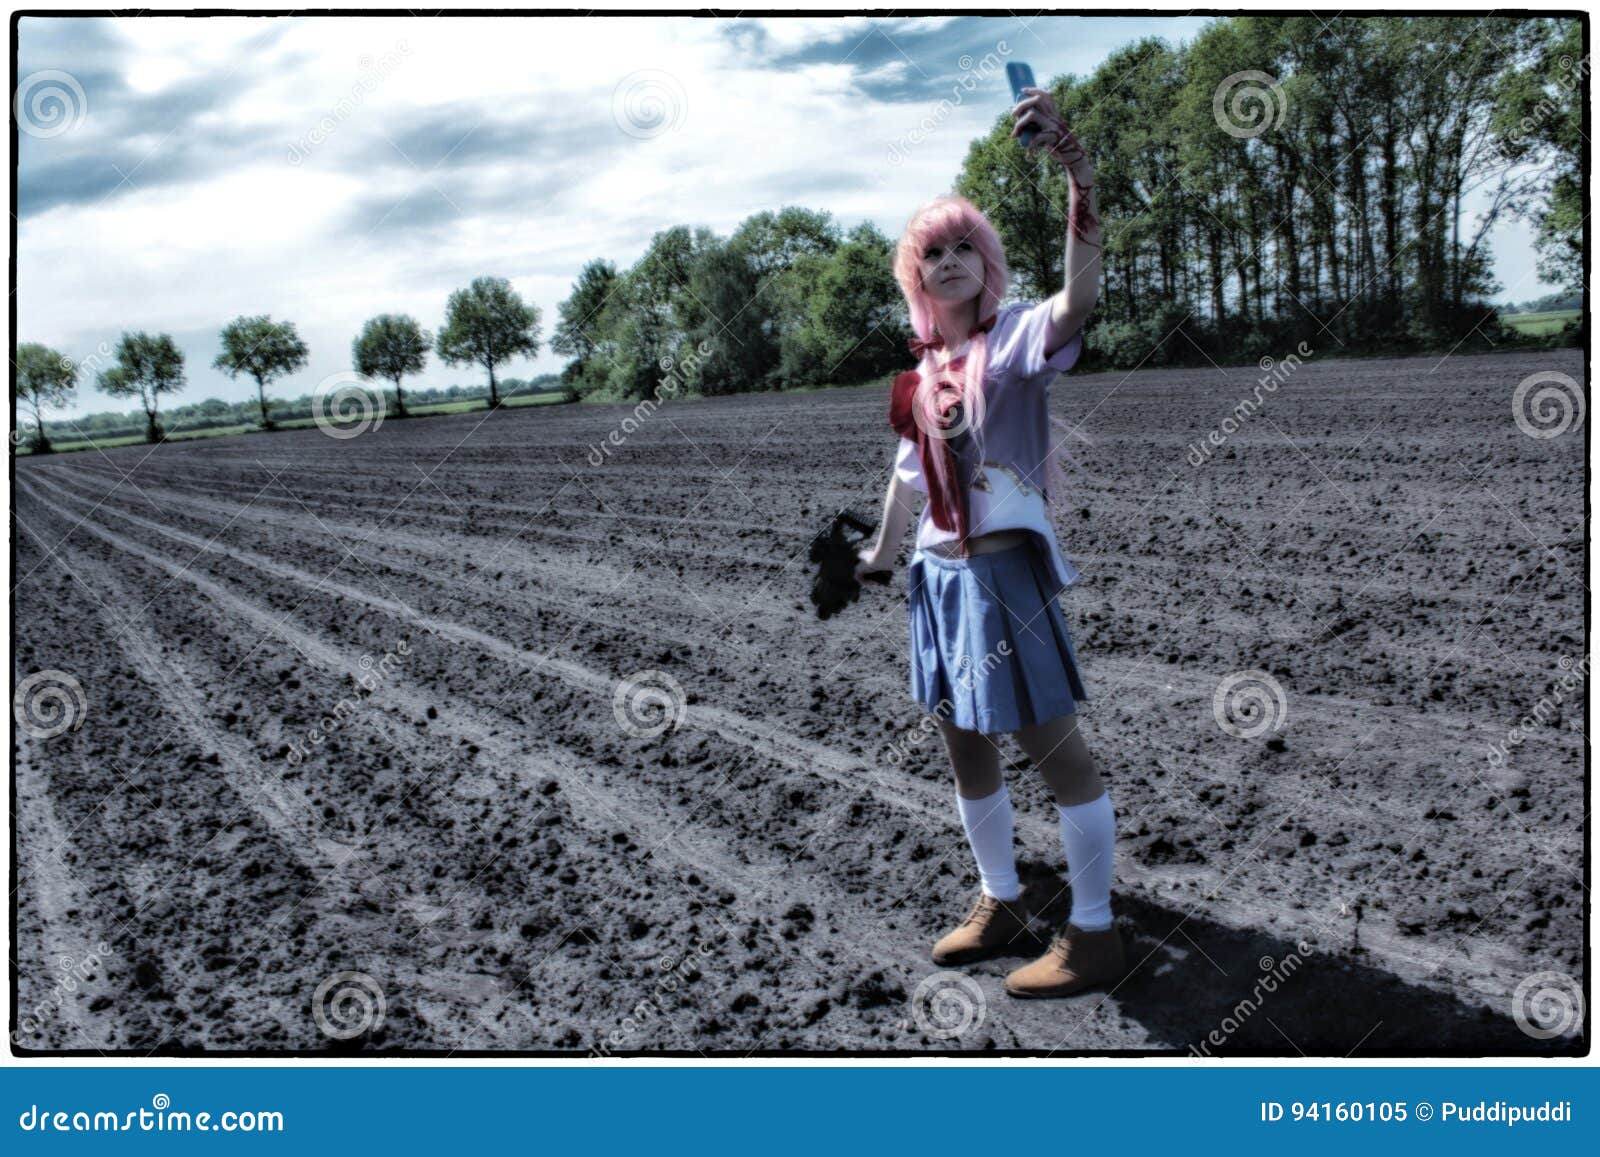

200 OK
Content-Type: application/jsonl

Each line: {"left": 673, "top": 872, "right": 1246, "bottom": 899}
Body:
{"left": 888, "top": 317, "right": 995, "bottom": 544}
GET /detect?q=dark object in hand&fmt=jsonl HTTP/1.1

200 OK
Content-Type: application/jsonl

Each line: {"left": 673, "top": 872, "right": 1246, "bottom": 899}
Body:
{"left": 809, "top": 510, "right": 890, "bottom": 620}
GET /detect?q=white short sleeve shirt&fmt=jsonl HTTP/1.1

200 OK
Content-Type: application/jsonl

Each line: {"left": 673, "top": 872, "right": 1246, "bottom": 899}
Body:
{"left": 892, "top": 299, "right": 1086, "bottom": 592}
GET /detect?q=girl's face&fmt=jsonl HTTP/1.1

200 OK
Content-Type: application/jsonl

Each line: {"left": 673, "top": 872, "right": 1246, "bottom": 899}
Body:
{"left": 919, "top": 233, "right": 986, "bottom": 308}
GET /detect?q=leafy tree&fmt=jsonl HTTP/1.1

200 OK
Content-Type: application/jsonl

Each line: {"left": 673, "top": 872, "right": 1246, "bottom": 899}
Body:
{"left": 553, "top": 260, "right": 620, "bottom": 363}
{"left": 1495, "top": 17, "right": 1583, "bottom": 292}
{"left": 97, "top": 331, "right": 186, "bottom": 443}
{"left": 435, "top": 276, "right": 540, "bottom": 407}
{"left": 353, "top": 313, "right": 430, "bottom": 418}
{"left": 14, "top": 342, "right": 77, "bottom": 454}
{"left": 801, "top": 221, "right": 905, "bottom": 385}
{"left": 553, "top": 260, "right": 620, "bottom": 399}
{"left": 213, "top": 315, "right": 309, "bottom": 429}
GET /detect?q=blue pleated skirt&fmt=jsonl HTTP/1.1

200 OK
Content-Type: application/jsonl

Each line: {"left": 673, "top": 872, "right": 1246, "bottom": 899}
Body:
{"left": 906, "top": 535, "right": 1090, "bottom": 735}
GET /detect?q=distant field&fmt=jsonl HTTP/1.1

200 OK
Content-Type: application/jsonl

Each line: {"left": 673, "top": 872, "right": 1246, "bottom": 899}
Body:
{"left": 19, "top": 393, "right": 569, "bottom": 455}
{"left": 1501, "top": 309, "right": 1578, "bottom": 337}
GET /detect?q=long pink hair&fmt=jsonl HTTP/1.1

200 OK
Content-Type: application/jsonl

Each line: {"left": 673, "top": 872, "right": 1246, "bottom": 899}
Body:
{"left": 892, "top": 194, "right": 1082, "bottom": 536}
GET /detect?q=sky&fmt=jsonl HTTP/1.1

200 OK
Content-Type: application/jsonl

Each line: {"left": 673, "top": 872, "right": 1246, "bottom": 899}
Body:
{"left": 16, "top": 12, "right": 1563, "bottom": 419}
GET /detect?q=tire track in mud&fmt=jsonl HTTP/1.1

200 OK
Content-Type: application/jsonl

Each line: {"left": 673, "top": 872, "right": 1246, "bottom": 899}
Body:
{"left": 23, "top": 472, "right": 938, "bottom": 822}
{"left": 36, "top": 467, "right": 789, "bottom": 673}
{"left": 37, "top": 530, "right": 545, "bottom": 1050}
{"left": 13, "top": 732, "right": 125, "bottom": 1052}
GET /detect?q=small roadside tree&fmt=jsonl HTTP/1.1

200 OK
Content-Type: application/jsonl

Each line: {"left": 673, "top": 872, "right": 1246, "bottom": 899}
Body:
{"left": 97, "top": 331, "right": 186, "bottom": 442}
{"left": 353, "top": 314, "right": 430, "bottom": 418}
{"left": 13, "top": 342, "right": 77, "bottom": 454}
{"left": 436, "top": 276, "right": 540, "bottom": 408}
{"left": 213, "top": 315, "right": 309, "bottom": 429}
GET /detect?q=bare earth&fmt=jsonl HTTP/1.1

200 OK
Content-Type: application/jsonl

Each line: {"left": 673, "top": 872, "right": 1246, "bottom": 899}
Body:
{"left": 11, "top": 346, "right": 1587, "bottom": 1055}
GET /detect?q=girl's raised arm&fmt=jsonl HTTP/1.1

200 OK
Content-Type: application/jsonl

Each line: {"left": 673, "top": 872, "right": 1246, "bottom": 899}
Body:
{"left": 1011, "top": 85, "right": 1103, "bottom": 356}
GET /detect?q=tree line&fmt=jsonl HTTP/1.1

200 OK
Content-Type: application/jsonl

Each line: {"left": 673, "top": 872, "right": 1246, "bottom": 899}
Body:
{"left": 15, "top": 15, "right": 1580, "bottom": 450}
{"left": 15, "top": 275, "right": 544, "bottom": 453}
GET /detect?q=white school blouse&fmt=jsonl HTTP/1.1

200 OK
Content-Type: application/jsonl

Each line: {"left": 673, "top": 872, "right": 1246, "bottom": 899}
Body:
{"left": 893, "top": 299, "right": 1085, "bottom": 593}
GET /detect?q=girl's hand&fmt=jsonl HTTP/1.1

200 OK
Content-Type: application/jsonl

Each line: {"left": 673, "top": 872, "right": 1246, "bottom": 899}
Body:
{"left": 855, "top": 544, "right": 892, "bottom": 582}
{"left": 1011, "top": 86, "right": 1093, "bottom": 179}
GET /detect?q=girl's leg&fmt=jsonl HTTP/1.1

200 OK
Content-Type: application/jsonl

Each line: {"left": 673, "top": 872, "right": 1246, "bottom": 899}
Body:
{"left": 1013, "top": 713, "right": 1115, "bottom": 930}
{"left": 1012, "top": 712, "right": 1102, "bottom": 806}
{"left": 937, "top": 715, "right": 1002, "bottom": 799}
{"left": 936, "top": 716, "right": 1018, "bottom": 901}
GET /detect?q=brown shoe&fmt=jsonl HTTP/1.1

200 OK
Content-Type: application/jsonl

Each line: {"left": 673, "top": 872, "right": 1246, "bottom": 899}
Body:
{"left": 931, "top": 891, "right": 1036, "bottom": 966}
{"left": 1004, "top": 921, "right": 1126, "bottom": 999}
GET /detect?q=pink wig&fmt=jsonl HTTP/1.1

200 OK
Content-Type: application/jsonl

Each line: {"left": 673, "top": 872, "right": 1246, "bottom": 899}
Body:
{"left": 892, "top": 196, "right": 1007, "bottom": 533}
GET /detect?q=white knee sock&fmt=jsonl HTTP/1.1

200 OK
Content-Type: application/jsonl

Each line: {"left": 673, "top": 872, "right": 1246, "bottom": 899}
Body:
{"left": 1057, "top": 792, "right": 1116, "bottom": 930}
{"left": 955, "top": 784, "right": 1020, "bottom": 901}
